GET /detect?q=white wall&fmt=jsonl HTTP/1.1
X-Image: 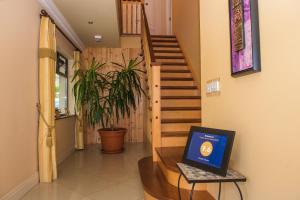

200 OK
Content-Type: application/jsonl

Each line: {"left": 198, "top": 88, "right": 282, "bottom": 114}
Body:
{"left": 200, "top": 0, "right": 300, "bottom": 199}
{"left": 55, "top": 117, "right": 76, "bottom": 164}
{"left": 172, "top": 0, "right": 201, "bottom": 83}
{"left": 0, "top": 0, "right": 40, "bottom": 198}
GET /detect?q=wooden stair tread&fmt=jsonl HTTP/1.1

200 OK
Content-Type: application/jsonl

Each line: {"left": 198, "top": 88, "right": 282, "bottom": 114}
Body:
{"left": 152, "top": 39, "right": 178, "bottom": 43}
{"left": 161, "top": 77, "right": 193, "bottom": 81}
{"left": 138, "top": 157, "right": 214, "bottom": 200}
{"left": 161, "top": 70, "right": 190, "bottom": 73}
{"left": 148, "top": 86, "right": 198, "bottom": 90}
{"left": 156, "top": 147, "right": 185, "bottom": 172}
{"left": 151, "top": 35, "right": 176, "bottom": 38}
{"left": 147, "top": 78, "right": 195, "bottom": 82}
{"left": 149, "top": 107, "right": 201, "bottom": 111}
{"left": 161, "top": 86, "right": 198, "bottom": 90}
{"left": 161, "top": 107, "right": 201, "bottom": 111}
{"left": 161, "top": 62, "right": 188, "bottom": 66}
{"left": 154, "top": 50, "right": 183, "bottom": 53}
{"left": 152, "top": 44, "right": 179, "bottom": 48}
{"left": 161, "top": 131, "right": 189, "bottom": 137}
{"left": 161, "top": 118, "right": 202, "bottom": 123}
{"left": 161, "top": 96, "right": 201, "bottom": 99}
{"left": 155, "top": 56, "right": 185, "bottom": 59}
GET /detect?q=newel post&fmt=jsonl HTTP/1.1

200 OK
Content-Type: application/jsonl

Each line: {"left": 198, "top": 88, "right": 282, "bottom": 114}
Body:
{"left": 151, "top": 63, "right": 161, "bottom": 161}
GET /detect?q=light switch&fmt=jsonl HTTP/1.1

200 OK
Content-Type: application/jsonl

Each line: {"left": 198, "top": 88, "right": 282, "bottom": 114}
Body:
{"left": 206, "top": 79, "right": 220, "bottom": 94}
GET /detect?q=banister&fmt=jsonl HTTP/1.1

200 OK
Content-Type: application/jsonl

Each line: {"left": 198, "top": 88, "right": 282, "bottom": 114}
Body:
{"left": 120, "top": 0, "right": 142, "bottom": 35}
{"left": 141, "top": 4, "right": 156, "bottom": 63}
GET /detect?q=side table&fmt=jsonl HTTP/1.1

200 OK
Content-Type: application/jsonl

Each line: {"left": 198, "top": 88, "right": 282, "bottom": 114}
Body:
{"left": 177, "top": 163, "right": 246, "bottom": 200}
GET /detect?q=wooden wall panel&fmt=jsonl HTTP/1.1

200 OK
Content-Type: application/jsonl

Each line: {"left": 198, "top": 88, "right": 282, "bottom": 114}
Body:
{"left": 81, "top": 48, "right": 147, "bottom": 144}
{"left": 121, "top": 0, "right": 142, "bottom": 35}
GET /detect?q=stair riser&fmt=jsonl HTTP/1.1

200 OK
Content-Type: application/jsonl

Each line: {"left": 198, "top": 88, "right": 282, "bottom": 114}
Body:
{"left": 161, "top": 137, "right": 188, "bottom": 147}
{"left": 161, "top": 99, "right": 201, "bottom": 107}
{"left": 161, "top": 89, "right": 199, "bottom": 96}
{"left": 152, "top": 42, "right": 179, "bottom": 46}
{"left": 155, "top": 53, "right": 183, "bottom": 57}
{"left": 161, "top": 123, "right": 201, "bottom": 132}
{"left": 153, "top": 47, "right": 181, "bottom": 51}
{"left": 161, "top": 73, "right": 192, "bottom": 78}
{"left": 161, "top": 65, "right": 188, "bottom": 71}
{"left": 161, "top": 81, "right": 196, "bottom": 86}
{"left": 157, "top": 59, "right": 186, "bottom": 63}
{"left": 162, "top": 110, "right": 201, "bottom": 119}
{"left": 151, "top": 37, "right": 177, "bottom": 41}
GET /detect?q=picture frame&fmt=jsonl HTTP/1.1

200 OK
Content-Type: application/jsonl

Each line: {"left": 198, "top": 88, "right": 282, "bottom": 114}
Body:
{"left": 183, "top": 126, "right": 235, "bottom": 177}
{"left": 229, "top": 0, "right": 261, "bottom": 76}
{"left": 56, "top": 52, "right": 68, "bottom": 77}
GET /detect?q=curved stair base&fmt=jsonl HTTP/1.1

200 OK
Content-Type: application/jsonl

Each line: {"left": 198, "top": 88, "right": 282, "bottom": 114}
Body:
{"left": 156, "top": 147, "right": 206, "bottom": 191}
{"left": 138, "top": 157, "right": 214, "bottom": 200}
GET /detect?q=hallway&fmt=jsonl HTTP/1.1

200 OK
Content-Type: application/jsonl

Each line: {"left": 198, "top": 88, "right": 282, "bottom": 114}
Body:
{"left": 21, "top": 143, "right": 151, "bottom": 200}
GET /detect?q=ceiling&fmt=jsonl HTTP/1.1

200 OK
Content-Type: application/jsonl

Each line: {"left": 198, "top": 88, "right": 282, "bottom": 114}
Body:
{"left": 53, "top": 0, "right": 120, "bottom": 48}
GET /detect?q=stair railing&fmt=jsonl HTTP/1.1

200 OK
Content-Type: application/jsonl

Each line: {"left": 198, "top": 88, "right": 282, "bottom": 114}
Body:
{"left": 141, "top": 4, "right": 161, "bottom": 161}
{"left": 120, "top": 0, "right": 142, "bottom": 35}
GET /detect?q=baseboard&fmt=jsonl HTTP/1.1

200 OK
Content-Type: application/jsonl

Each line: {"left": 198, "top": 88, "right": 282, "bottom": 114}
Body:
{"left": 0, "top": 172, "right": 39, "bottom": 200}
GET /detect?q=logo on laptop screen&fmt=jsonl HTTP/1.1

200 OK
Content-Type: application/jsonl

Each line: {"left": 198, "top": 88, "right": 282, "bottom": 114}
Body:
{"left": 200, "top": 141, "right": 213, "bottom": 157}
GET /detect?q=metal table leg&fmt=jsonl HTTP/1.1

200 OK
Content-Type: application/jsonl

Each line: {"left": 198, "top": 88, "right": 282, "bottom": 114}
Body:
{"left": 189, "top": 183, "right": 196, "bottom": 200}
{"left": 178, "top": 174, "right": 182, "bottom": 200}
{"left": 218, "top": 182, "right": 222, "bottom": 200}
{"left": 234, "top": 182, "right": 243, "bottom": 200}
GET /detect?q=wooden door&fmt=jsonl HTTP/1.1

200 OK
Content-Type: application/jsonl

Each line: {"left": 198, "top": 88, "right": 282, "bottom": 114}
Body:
{"left": 144, "top": 0, "right": 172, "bottom": 35}
{"left": 166, "top": 0, "right": 173, "bottom": 35}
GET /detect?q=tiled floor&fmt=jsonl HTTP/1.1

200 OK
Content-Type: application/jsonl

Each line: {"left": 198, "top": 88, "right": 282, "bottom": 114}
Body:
{"left": 22, "top": 143, "right": 151, "bottom": 200}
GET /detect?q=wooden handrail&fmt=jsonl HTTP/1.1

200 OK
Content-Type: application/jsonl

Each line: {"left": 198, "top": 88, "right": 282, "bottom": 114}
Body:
{"left": 141, "top": 4, "right": 156, "bottom": 63}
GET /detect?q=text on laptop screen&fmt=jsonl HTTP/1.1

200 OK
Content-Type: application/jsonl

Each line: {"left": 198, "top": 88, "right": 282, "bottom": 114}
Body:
{"left": 186, "top": 131, "right": 228, "bottom": 169}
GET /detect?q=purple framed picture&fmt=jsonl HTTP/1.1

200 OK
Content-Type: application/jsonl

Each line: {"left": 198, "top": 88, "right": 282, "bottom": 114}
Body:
{"left": 229, "top": 0, "right": 261, "bottom": 76}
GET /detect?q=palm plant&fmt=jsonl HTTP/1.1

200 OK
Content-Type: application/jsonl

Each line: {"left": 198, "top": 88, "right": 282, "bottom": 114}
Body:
{"left": 72, "top": 56, "right": 145, "bottom": 130}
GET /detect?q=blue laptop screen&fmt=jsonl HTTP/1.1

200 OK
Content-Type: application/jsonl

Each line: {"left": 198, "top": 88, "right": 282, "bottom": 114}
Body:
{"left": 186, "top": 131, "right": 228, "bottom": 169}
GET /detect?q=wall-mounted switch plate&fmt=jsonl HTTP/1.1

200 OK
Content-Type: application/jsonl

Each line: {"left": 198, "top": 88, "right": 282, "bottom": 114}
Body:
{"left": 206, "top": 78, "right": 220, "bottom": 95}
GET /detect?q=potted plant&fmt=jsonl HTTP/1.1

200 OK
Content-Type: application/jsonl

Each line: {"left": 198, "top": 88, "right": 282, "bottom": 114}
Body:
{"left": 73, "top": 56, "right": 144, "bottom": 153}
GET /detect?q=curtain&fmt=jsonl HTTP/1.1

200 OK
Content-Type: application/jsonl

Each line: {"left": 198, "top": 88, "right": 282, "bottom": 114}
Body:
{"left": 74, "top": 51, "right": 84, "bottom": 150}
{"left": 38, "top": 16, "right": 57, "bottom": 182}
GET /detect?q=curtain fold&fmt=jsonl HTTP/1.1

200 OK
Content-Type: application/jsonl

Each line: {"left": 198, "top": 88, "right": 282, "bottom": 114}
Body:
{"left": 74, "top": 51, "right": 85, "bottom": 150}
{"left": 38, "top": 16, "right": 57, "bottom": 183}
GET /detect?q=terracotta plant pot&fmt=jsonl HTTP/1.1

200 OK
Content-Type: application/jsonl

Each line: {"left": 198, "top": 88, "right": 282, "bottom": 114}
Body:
{"left": 98, "top": 128, "right": 127, "bottom": 154}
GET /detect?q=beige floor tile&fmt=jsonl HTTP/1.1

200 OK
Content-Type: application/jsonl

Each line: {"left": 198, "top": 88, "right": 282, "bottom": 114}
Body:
{"left": 21, "top": 143, "right": 151, "bottom": 200}
{"left": 21, "top": 183, "right": 89, "bottom": 200}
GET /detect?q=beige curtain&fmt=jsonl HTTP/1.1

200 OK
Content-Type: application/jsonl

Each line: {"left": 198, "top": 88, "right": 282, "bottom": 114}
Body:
{"left": 74, "top": 51, "right": 84, "bottom": 150}
{"left": 38, "top": 16, "right": 57, "bottom": 183}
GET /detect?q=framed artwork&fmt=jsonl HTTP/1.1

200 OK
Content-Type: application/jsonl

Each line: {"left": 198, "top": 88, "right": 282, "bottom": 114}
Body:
{"left": 56, "top": 52, "right": 68, "bottom": 77}
{"left": 229, "top": 0, "right": 261, "bottom": 76}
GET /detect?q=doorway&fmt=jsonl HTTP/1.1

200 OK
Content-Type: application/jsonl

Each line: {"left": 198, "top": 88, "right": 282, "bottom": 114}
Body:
{"left": 144, "top": 0, "right": 173, "bottom": 35}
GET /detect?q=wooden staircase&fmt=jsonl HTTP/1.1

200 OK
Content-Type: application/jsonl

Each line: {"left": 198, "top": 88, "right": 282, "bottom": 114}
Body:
{"left": 139, "top": 147, "right": 214, "bottom": 200}
{"left": 151, "top": 35, "right": 201, "bottom": 147}
{"left": 138, "top": 5, "right": 213, "bottom": 199}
